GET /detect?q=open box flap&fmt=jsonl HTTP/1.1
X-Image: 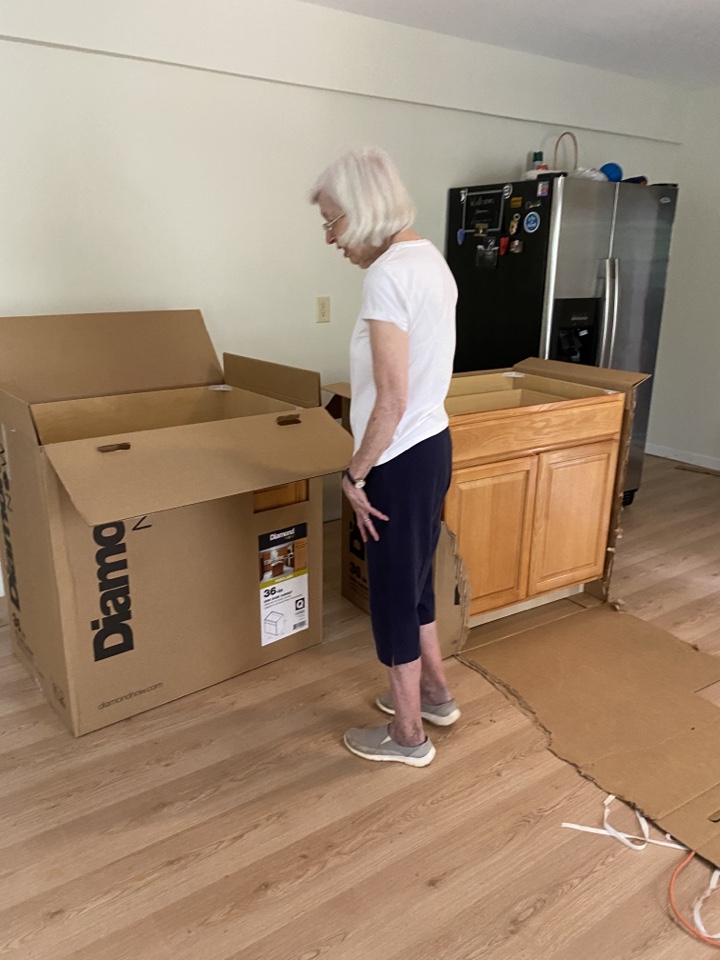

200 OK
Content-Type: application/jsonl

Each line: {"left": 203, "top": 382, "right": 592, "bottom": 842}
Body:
{"left": 44, "top": 407, "right": 352, "bottom": 526}
{"left": 322, "top": 382, "right": 351, "bottom": 425}
{"left": 322, "top": 381, "right": 352, "bottom": 400}
{"left": 513, "top": 358, "right": 650, "bottom": 395}
{"left": 0, "top": 310, "right": 223, "bottom": 404}
{"left": 225, "top": 354, "right": 321, "bottom": 408}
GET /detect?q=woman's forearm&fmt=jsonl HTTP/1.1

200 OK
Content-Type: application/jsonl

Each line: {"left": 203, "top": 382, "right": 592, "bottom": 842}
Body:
{"left": 349, "top": 395, "right": 405, "bottom": 480}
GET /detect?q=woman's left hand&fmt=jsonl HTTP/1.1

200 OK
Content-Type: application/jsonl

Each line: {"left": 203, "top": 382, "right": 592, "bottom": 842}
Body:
{"left": 342, "top": 474, "right": 389, "bottom": 542}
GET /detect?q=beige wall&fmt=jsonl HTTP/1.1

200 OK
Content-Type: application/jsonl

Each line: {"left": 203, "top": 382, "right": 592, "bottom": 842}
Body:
{"left": 0, "top": 0, "right": 683, "bottom": 384}
{"left": 0, "top": 0, "right": 685, "bottom": 141}
{"left": 648, "top": 85, "right": 720, "bottom": 469}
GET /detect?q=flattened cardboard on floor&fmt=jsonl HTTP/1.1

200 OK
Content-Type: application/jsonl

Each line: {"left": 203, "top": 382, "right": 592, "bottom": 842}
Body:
{"left": 461, "top": 601, "right": 720, "bottom": 868}
{"left": 0, "top": 310, "right": 352, "bottom": 736}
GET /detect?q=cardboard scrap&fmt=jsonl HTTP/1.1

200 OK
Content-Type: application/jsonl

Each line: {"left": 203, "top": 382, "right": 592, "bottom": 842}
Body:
{"left": 461, "top": 603, "right": 720, "bottom": 867}
{"left": 434, "top": 522, "right": 470, "bottom": 660}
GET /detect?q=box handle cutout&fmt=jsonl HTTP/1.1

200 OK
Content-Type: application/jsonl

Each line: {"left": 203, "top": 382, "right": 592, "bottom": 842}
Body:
{"left": 276, "top": 414, "right": 301, "bottom": 426}
{"left": 97, "top": 442, "right": 132, "bottom": 453}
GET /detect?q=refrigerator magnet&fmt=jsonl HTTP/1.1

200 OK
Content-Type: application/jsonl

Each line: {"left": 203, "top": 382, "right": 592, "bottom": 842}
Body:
{"left": 537, "top": 181, "right": 549, "bottom": 197}
{"left": 524, "top": 212, "right": 540, "bottom": 233}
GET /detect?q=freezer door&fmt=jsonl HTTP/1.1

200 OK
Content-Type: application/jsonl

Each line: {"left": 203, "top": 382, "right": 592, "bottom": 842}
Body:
{"left": 608, "top": 185, "right": 677, "bottom": 372}
{"left": 609, "top": 184, "right": 678, "bottom": 493}
{"left": 552, "top": 179, "right": 616, "bottom": 300}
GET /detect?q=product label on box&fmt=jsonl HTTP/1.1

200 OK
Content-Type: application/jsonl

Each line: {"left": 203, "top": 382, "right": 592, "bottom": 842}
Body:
{"left": 258, "top": 523, "right": 309, "bottom": 645}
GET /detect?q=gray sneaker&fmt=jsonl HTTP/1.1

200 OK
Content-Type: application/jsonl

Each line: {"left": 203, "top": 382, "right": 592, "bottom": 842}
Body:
{"left": 375, "top": 691, "right": 461, "bottom": 727}
{"left": 343, "top": 724, "right": 436, "bottom": 767}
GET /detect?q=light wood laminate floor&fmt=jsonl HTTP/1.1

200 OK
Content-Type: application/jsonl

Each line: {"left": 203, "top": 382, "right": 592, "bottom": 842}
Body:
{"left": 1, "top": 455, "right": 719, "bottom": 959}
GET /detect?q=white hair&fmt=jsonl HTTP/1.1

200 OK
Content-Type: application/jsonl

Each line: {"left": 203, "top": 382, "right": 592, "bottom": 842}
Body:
{"left": 310, "top": 146, "right": 416, "bottom": 248}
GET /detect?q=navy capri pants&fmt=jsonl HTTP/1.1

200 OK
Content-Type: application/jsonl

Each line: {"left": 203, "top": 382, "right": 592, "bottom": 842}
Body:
{"left": 363, "top": 428, "right": 452, "bottom": 667}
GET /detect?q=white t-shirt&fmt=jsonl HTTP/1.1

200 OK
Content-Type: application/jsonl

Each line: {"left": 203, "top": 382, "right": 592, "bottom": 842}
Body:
{"left": 349, "top": 239, "right": 457, "bottom": 465}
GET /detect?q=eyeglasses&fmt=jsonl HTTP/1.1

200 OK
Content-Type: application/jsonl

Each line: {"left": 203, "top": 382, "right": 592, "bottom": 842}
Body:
{"left": 322, "top": 213, "right": 344, "bottom": 233}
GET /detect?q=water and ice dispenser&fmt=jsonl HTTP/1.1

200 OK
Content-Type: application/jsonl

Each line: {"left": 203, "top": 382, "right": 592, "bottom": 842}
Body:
{"left": 549, "top": 298, "right": 600, "bottom": 365}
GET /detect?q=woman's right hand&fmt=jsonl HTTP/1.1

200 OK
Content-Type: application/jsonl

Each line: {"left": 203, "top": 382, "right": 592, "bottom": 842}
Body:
{"left": 342, "top": 474, "right": 389, "bottom": 543}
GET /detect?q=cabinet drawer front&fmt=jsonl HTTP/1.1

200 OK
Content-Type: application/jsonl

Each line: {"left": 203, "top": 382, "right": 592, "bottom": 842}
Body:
{"left": 450, "top": 398, "right": 623, "bottom": 465}
{"left": 445, "top": 456, "right": 537, "bottom": 616}
{"left": 528, "top": 440, "right": 618, "bottom": 596}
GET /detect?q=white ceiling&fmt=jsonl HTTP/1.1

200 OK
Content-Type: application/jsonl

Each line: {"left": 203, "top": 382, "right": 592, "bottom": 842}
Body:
{"left": 300, "top": 0, "right": 720, "bottom": 88}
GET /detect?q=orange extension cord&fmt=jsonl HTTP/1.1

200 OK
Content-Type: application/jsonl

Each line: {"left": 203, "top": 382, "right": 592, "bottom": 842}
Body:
{"left": 669, "top": 851, "right": 720, "bottom": 948}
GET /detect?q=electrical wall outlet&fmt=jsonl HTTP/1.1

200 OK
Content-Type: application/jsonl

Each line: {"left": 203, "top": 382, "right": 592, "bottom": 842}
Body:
{"left": 316, "top": 296, "right": 330, "bottom": 323}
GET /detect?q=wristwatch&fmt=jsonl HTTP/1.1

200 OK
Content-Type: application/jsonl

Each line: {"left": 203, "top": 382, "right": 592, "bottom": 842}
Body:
{"left": 344, "top": 469, "right": 366, "bottom": 490}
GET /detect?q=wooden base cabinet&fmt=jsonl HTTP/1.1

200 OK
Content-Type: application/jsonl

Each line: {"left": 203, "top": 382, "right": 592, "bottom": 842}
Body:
{"left": 445, "top": 440, "right": 619, "bottom": 617}
{"left": 330, "top": 358, "right": 645, "bottom": 625}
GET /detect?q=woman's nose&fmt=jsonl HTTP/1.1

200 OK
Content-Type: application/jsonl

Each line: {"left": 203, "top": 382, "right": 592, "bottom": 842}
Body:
{"left": 325, "top": 232, "right": 336, "bottom": 246}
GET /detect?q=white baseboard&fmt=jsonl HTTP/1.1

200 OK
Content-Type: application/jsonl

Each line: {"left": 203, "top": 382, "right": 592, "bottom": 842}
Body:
{"left": 645, "top": 444, "right": 720, "bottom": 473}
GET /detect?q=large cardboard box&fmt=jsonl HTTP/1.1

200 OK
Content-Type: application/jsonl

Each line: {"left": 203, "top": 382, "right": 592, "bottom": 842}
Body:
{"left": 0, "top": 310, "right": 352, "bottom": 736}
{"left": 325, "top": 358, "right": 647, "bottom": 625}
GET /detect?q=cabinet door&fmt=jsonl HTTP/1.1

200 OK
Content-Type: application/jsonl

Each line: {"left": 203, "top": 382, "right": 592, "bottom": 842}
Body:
{"left": 445, "top": 456, "right": 537, "bottom": 616}
{"left": 528, "top": 440, "right": 618, "bottom": 596}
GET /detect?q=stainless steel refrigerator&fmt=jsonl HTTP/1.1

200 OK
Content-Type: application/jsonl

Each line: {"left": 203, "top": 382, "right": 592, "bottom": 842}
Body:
{"left": 446, "top": 176, "right": 678, "bottom": 502}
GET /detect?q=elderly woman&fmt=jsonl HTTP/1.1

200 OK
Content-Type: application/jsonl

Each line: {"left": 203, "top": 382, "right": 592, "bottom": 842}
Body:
{"left": 311, "top": 147, "right": 461, "bottom": 767}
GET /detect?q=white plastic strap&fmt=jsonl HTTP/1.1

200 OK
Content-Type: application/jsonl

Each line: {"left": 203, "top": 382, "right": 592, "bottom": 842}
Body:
{"left": 562, "top": 795, "right": 687, "bottom": 851}
{"left": 602, "top": 795, "right": 650, "bottom": 850}
{"left": 693, "top": 868, "right": 720, "bottom": 940}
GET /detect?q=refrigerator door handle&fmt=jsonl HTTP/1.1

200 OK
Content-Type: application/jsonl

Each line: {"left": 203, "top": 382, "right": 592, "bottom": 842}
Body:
{"left": 598, "top": 258, "right": 620, "bottom": 367}
{"left": 606, "top": 257, "right": 620, "bottom": 368}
